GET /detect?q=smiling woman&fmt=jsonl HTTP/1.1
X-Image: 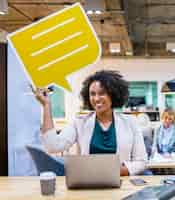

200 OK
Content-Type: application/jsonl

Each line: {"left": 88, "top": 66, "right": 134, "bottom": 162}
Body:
{"left": 81, "top": 70, "right": 128, "bottom": 110}
{"left": 35, "top": 70, "right": 147, "bottom": 176}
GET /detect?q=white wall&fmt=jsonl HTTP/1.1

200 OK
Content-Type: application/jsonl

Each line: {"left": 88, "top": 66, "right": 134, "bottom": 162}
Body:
{"left": 65, "top": 58, "right": 175, "bottom": 118}
{"left": 101, "top": 58, "right": 175, "bottom": 81}
{"left": 69, "top": 58, "right": 175, "bottom": 89}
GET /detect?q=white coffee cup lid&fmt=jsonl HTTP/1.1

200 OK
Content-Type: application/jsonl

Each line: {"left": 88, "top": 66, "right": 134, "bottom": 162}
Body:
{"left": 40, "top": 171, "right": 56, "bottom": 180}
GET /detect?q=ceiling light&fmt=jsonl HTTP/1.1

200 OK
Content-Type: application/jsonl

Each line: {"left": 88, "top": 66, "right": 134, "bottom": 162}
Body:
{"left": 166, "top": 42, "right": 175, "bottom": 53}
{"left": 0, "top": 30, "right": 8, "bottom": 43}
{"left": 0, "top": 11, "right": 5, "bottom": 15}
{"left": 110, "top": 49, "right": 120, "bottom": 53}
{"left": 84, "top": 0, "right": 105, "bottom": 12}
{"left": 0, "top": 0, "right": 8, "bottom": 15}
{"left": 109, "top": 43, "right": 120, "bottom": 54}
{"left": 95, "top": 10, "right": 102, "bottom": 15}
{"left": 125, "top": 51, "right": 133, "bottom": 56}
{"left": 87, "top": 10, "right": 93, "bottom": 15}
{"left": 171, "top": 49, "right": 175, "bottom": 53}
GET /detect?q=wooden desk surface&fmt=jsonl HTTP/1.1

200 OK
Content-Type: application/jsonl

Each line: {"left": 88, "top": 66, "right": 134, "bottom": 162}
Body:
{"left": 0, "top": 176, "right": 166, "bottom": 200}
{"left": 147, "top": 161, "right": 175, "bottom": 169}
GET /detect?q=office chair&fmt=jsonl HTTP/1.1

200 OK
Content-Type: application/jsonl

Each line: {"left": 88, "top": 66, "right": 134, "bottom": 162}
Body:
{"left": 26, "top": 145, "right": 65, "bottom": 176}
{"left": 137, "top": 113, "right": 152, "bottom": 138}
{"left": 137, "top": 113, "right": 153, "bottom": 157}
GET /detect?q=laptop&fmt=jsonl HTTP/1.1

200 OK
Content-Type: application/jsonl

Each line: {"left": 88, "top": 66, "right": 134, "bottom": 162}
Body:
{"left": 64, "top": 154, "right": 121, "bottom": 189}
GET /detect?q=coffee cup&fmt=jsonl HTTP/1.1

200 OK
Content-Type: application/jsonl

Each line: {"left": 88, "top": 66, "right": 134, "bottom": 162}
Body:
{"left": 40, "top": 171, "right": 56, "bottom": 195}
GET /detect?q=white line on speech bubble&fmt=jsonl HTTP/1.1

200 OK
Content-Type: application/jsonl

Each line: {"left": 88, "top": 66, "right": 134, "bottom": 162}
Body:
{"left": 31, "top": 31, "right": 83, "bottom": 57}
{"left": 38, "top": 44, "right": 88, "bottom": 71}
{"left": 32, "top": 17, "right": 75, "bottom": 40}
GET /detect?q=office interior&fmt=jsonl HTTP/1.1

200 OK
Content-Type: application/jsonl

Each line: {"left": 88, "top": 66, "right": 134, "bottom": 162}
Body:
{"left": 1, "top": 0, "right": 175, "bottom": 182}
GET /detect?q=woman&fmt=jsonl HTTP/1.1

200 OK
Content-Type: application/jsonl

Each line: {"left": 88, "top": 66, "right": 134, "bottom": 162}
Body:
{"left": 151, "top": 108, "right": 175, "bottom": 175}
{"left": 152, "top": 108, "right": 175, "bottom": 156}
{"left": 35, "top": 70, "right": 147, "bottom": 176}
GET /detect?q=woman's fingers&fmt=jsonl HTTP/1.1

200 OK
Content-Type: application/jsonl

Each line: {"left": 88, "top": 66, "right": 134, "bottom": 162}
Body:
{"left": 29, "top": 84, "right": 50, "bottom": 96}
{"left": 34, "top": 87, "right": 51, "bottom": 106}
{"left": 35, "top": 87, "right": 48, "bottom": 96}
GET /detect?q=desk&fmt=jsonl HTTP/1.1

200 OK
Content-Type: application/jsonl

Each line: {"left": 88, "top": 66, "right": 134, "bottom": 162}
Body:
{"left": 123, "top": 111, "right": 160, "bottom": 121}
{"left": 0, "top": 176, "right": 165, "bottom": 200}
{"left": 147, "top": 161, "right": 175, "bottom": 169}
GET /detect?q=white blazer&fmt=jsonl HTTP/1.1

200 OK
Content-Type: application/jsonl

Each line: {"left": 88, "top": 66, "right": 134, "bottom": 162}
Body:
{"left": 41, "top": 111, "right": 147, "bottom": 175}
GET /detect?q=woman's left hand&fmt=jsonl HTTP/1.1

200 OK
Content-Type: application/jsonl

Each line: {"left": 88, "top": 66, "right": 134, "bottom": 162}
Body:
{"left": 120, "top": 163, "right": 129, "bottom": 176}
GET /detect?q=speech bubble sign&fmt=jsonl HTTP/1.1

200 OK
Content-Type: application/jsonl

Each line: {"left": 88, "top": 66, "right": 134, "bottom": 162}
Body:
{"left": 8, "top": 3, "right": 101, "bottom": 91}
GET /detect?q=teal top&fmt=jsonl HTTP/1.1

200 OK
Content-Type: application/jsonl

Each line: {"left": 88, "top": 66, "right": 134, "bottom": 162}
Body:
{"left": 89, "top": 119, "right": 117, "bottom": 154}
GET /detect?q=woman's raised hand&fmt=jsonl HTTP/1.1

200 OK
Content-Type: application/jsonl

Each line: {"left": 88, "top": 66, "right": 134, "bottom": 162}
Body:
{"left": 33, "top": 87, "right": 51, "bottom": 106}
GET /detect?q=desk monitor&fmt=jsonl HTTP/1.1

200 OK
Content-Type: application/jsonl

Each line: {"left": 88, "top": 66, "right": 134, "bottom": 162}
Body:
{"left": 127, "top": 96, "right": 146, "bottom": 107}
{"left": 64, "top": 154, "right": 120, "bottom": 189}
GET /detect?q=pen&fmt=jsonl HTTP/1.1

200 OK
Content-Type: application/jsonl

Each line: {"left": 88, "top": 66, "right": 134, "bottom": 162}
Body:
{"left": 29, "top": 84, "right": 54, "bottom": 96}
{"left": 43, "top": 86, "right": 54, "bottom": 96}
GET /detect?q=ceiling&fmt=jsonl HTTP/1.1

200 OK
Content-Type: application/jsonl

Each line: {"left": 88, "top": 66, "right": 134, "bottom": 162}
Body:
{"left": 1, "top": 0, "right": 175, "bottom": 57}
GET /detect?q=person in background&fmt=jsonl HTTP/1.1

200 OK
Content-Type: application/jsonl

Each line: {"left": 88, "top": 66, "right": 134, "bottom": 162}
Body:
{"left": 150, "top": 108, "right": 175, "bottom": 175}
{"left": 152, "top": 108, "right": 175, "bottom": 157}
{"left": 34, "top": 70, "right": 147, "bottom": 176}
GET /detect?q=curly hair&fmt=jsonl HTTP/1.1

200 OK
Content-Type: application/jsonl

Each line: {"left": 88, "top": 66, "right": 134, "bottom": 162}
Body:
{"left": 80, "top": 70, "right": 129, "bottom": 110}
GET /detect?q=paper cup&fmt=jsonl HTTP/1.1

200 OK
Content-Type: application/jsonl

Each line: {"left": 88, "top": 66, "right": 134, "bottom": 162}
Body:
{"left": 40, "top": 171, "right": 56, "bottom": 195}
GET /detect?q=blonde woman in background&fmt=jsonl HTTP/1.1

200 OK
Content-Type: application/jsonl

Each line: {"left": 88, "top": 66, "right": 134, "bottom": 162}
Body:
{"left": 151, "top": 108, "right": 175, "bottom": 174}
{"left": 152, "top": 108, "right": 175, "bottom": 156}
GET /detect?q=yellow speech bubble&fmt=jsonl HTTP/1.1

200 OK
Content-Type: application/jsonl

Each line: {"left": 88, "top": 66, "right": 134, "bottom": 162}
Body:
{"left": 8, "top": 3, "right": 101, "bottom": 91}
